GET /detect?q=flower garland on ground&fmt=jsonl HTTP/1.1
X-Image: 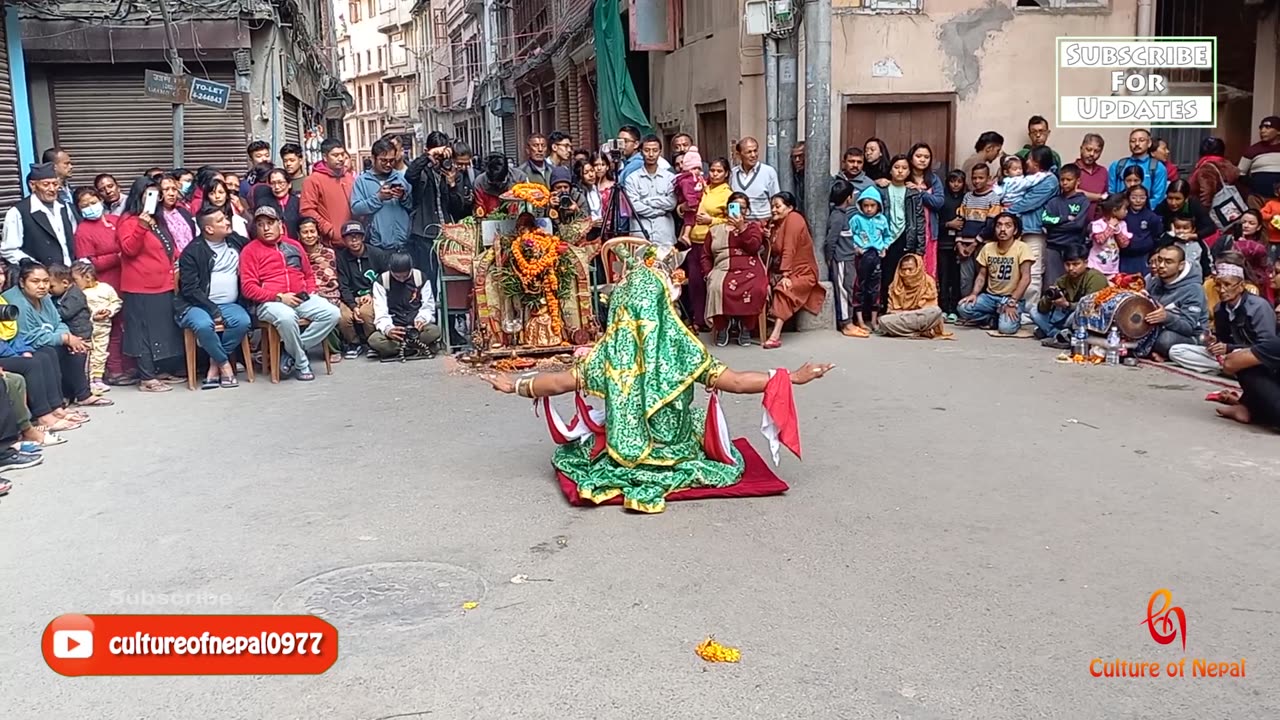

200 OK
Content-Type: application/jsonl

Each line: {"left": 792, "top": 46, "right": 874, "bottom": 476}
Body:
{"left": 503, "top": 227, "right": 576, "bottom": 340}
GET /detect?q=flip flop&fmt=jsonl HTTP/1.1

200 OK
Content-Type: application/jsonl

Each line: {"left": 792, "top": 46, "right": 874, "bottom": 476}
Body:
{"left": 0, "top": 478, "right": 10, "bottom": 496}
{"left": 763, "top": 339, "right": 782, "bottom": 350}
{"left": 43, "top": 419, "right": 80, "bottom": 433}
{"left": 40, "top": 431, "right": 67, "bottom": 446}
{"left": 201, "top": 377, "right": 221, "bottom": 390}
{"left": 220, "top": 376, "right": 240, "bottom": 388}
{"left": 76, "top": 396, "right": 114, "bottom": 407}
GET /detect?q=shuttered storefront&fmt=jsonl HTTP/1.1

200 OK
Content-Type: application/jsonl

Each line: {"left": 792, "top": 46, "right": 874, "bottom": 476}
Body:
{"left": 501, "top": 115, "right": 517, "bottom": 158}
{"left": 0, "top": 18, "right": 23, "bottom": 214}
{"left": 51, "top": 65, "right": 247, "bottom": 182}
{"left": 282, "top": 93, "right": 301, "bottom": 146}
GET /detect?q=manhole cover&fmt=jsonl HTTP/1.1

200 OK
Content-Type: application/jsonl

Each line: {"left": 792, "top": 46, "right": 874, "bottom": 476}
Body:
{"left": 274, "top": 561, "right": 486, "bottom": 630}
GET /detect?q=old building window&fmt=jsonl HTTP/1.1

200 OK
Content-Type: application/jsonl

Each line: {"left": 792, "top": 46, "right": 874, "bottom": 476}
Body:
{"left": 391, "top": 85, "right": 409, "bottom": 117}
{"left": 464, "top": 35, "right": 482, "bottom": 81}
{"left": 348, "top": 0, "right": 361, "bottom": 23}
{"left": 450, "top": 28, "right": 465, "bottom": 77}
{"left": 390, "top": 32, "right": 407, "bottom": 66}
{"left": 1015, "top": 0, "right": 1109, "bottom": 9}
{"left": 433, "top": 9, "right": 448, "bottom": 42}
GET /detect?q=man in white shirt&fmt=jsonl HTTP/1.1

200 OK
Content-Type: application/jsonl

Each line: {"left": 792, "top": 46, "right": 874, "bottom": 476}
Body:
{"left": 1, "top": 163, "right": 75, "bottom": 267}
{"left": 730, "top": 137, "right": 780, "bottom": 222}
{"left": 623, "top": 135, "right": 678, "bottom": 251}
{"left": 368, "top": 251, "right": 442, "bottom": 360}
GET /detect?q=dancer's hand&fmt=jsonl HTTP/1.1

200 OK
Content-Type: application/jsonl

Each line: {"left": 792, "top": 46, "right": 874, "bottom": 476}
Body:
{"left": 480, "top": 373, "right": 516, "bottom": 393}
{"left": 791, "top": 362, "right": 834, "bottom": 385}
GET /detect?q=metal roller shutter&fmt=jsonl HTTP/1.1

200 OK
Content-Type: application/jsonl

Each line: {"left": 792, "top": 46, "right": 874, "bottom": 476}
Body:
{"left": 52, "top": 65, "right": 247, "bottom": 182}
{"left": 181, "top": 67, "right": 248, "bottom": 172}
{"left": 0, "top": 20, "right": 22, "bottom": 214}
{"left": 283, "top": 93, "right": 301, "bottom": 146}
{"left": 501, "top": 115, "right": 516, "bottom": 158}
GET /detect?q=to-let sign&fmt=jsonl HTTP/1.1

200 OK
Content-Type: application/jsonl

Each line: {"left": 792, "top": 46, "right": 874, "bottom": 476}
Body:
{"left": 42, "top": 614, "right": 339, "bottom": 676}
{"left": 189, "top": 77, "right": 232, "bottom": 111}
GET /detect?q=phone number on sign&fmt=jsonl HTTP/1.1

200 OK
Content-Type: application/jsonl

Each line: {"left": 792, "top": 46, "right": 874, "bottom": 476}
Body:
{"left": 110, "top": 631, "right": 325, "bottom": 656}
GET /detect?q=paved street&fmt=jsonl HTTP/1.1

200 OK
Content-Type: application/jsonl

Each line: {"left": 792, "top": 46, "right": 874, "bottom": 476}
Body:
{"left": 2, "top": 329, "right": 1278, "bottom": 719}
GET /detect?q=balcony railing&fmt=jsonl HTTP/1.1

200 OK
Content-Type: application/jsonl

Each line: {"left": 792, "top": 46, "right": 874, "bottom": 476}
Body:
{"left": 378, "top": 2, "right": 415, "bottom": 33}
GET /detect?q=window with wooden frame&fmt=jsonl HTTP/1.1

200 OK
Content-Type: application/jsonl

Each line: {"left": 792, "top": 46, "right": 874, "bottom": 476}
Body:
{"left": 682, "top": 0, "right": 718, "bottom": 44}
{"left": 348, "top": 0, "right": 361, "bottom": 23}
{"left": 631, "top": 0, "right": 676, "bottom": 51}
{"left": 449, "top": 28, "right": 465, "bottom": 77}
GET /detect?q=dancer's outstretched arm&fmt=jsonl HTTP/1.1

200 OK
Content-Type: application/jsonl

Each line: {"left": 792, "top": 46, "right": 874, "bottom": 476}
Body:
{"left": 714, "top": 362, "right": 834, "bottom": 393}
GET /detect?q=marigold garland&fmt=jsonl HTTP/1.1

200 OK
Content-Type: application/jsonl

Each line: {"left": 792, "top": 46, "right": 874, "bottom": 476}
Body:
{"left": 509, "top": 228, "right": 571, "bottom": 340}
{"left": 510, "top": 182, "right": 550, "bottom": 207}
{"left": 695, "top": 637, "right": 741, "bottom": 663}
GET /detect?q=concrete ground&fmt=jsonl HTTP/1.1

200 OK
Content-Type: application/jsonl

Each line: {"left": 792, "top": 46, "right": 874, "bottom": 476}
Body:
{"left": 2, "top": 327, "right": 1277, "bottom": 720}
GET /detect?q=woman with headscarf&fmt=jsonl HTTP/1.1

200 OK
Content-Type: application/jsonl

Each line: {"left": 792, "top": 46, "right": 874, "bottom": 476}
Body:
{"left": 763, "top": 192, "right": 826, "bottom": 349}
{"left": 117, "top": 175, "right": 186, "bottom": 392}
{"left": 878, "top": 252, "right": 951, "bottom": 338}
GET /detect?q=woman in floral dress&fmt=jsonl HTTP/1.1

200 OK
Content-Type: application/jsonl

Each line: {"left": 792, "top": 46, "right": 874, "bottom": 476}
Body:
{"left": 700, "top": 191, "right": 768, "bottom": 347}
{"left": 297, "top": 216, "right": 343, "bottom": 362}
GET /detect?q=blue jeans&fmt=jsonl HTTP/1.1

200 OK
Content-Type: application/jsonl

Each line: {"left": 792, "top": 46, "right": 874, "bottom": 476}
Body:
{"left": 1030, "top": 305, "right": 1073, "bottom": 338}
{"left": 180, "top": 303, "right": 251, "bottom": 364}
{"left": 958, "top": 293, "right": 1024, "bottom": 335}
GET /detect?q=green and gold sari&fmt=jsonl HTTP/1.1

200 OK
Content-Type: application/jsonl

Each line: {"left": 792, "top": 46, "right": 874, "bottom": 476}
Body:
{"left": 554, "top": 263, "right": 745, "bottom": 513}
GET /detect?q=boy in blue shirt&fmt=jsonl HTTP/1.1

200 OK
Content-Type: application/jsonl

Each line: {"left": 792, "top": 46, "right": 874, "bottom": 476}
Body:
{"left": 845, "top": 186, "right": 893, "bottom": 335}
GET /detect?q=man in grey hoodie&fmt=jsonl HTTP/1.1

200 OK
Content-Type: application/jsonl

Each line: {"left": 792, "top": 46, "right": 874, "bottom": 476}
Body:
{"left": 831, "top": 147, "right": 874, "bottom": 198}
{"left": 1142, "top": 244, "right": 1209, "bottom": 359}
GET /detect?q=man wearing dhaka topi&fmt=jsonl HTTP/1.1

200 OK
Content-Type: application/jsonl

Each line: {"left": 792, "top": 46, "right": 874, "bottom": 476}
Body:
{"left": 481, "top": 239, "right": 833, "bottom": 513}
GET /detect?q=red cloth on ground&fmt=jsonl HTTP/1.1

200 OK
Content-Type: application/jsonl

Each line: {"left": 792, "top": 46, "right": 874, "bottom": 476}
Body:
{"left": 556, "top": 438, "right": 789, "bottom": 508}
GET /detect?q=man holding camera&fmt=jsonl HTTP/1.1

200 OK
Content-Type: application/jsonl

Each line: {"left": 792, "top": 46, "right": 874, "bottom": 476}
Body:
{"left": 239, "top": 206, "right": 340, "bottom": 381}
{"left": 1030, "top": 243, "right": 1108, "bottom": 346}
{"left": 368, "top": 251, "right": 441, "bottom": 360}
{"left": 350, "top": 138, "right": 414, "bottom": 253}
{"left": 406, "top": 131, "right": 468, "bottom": 285}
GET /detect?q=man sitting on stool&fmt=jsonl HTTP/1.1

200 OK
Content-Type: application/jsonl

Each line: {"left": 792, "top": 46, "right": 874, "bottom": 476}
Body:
{"left": 368, "top": 251, "right": 441, "bottom": 360}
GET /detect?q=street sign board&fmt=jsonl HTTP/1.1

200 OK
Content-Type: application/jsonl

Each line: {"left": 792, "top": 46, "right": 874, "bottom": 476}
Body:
{"left": 189, "top": 77, "right": 231, "bottom": 111}
{"left": 144, "top": 70, "right": 189, "bottom": 103}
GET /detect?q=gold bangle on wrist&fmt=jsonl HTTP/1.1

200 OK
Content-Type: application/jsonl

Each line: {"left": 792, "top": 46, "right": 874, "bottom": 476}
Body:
{"left": 528, "top": 375, "right": 538, "bottom": 399}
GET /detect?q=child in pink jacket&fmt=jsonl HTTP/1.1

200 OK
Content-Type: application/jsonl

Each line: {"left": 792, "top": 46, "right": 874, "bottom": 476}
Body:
{"left": 1089, "top": 194, "right": 1132, "bottom": 278}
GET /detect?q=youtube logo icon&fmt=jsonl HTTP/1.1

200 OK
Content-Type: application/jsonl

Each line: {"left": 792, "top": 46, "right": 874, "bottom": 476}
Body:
{"left": 43, "top": 614, "right": 99, "bottom": 675}
{"left": 53, "top": 629, "right": 93, "bottom": 659}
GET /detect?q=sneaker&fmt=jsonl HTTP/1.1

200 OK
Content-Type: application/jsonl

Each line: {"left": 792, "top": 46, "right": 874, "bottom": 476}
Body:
{"left": 1020, "top": 312, "right": 1033, "bottom": 327}
{"left": 0, "top": 451, "right": 43, "bottom": 471}
{"left": 14, "top": 441, "right": 42, "bottom": 454}
{"left": 714, "top": 327, "right": 730, "bottom": 347}
{"left": 343, "top": 345, "right": 360, "bottom": 360}
{"left": 90, "top": 380, "right": 111, "bottom": 395}
{"left": 366, "top": 346, "right": 379, "bottom": 359}
{"left": 944, "top": 313, "right": 958, "bottom": 324}
{"left": 1041, "top": 337, "right": 1071, "bottom": 350}
{"left": 1033, "top": 327, "right": 1048, "bottom": 340}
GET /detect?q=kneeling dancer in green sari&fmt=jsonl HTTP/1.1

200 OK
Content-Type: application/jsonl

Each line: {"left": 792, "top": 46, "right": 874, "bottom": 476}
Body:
{"left": 481, "top": 246, "right": 833, "bottom": 513}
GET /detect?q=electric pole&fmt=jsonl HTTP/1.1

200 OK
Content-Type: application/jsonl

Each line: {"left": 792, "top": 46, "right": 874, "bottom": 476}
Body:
{"left": 763, "top": 37, "right": 778, "bottom": 171}
{"left": 802, "top": 0, "right": 831, "bottom": 275}
{"left": 158, "top": 0, "right": 185, "bottom": 167}
{"left": 776, "top": 32, "right": 798, "bottom": 194}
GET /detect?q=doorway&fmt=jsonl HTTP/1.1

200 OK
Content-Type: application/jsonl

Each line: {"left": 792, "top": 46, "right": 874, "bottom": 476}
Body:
{"left": 697, "top": 101, "right": 729, "bottom": 162}
{"left": 842, "top": 95, "right": 955, "bottom": 171}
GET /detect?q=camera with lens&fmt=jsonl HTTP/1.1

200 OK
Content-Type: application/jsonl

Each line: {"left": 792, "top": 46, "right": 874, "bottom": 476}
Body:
{"left": 1042, "top": 286, "right": 1064, "bottom": 302}
{"left": 557, "top": 193, "right": 573, "bottom": 210}
{"left": 404, "top": 327, "right": 422, "bottom": 343}
{"left": 0, "top": 304, "right": 18, "bottom": 322}
{"left": 440, "top": 156, "right": 454, "bottom": 172}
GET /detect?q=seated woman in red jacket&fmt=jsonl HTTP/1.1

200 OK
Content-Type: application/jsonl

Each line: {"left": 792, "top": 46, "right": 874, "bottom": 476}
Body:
{"left": 72, "top": 186, "right": 136, "bottom": 386}
{"left": 117, "top": 175, "right": 187, "bottom": 393}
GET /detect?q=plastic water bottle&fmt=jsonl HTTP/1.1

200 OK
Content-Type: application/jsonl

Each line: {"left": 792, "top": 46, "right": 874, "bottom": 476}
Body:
{"left": 1105, "top": 326, "right": 1121, "bottom": 365}
{"left": 1073, "top": 323, "right": 1088, "bottom": 357}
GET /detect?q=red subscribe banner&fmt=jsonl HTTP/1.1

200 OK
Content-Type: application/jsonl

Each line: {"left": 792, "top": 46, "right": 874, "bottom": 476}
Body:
{"left": 42, "top": 614, "right": 338, "bottom": 676}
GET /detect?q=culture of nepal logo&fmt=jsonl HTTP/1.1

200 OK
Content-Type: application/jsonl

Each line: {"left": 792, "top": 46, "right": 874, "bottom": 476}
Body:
{"left": 1089, "top": 589, "right": 1246, "bottom": 679}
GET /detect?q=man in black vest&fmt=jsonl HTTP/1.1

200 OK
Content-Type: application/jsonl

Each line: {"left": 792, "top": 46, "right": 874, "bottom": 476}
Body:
{"left": 1, "top": 163, "right": 76, "bottom": 267}
{"left": 368, "top": 251, "right": 441, "bottom": 359}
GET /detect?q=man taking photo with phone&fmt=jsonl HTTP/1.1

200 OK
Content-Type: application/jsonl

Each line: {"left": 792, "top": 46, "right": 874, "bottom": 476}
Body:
{"left": 350, "top": 138, "right": 413, "bottom": 254}
{"left": 406, "top": 131, "right": 468, "bottom": 288}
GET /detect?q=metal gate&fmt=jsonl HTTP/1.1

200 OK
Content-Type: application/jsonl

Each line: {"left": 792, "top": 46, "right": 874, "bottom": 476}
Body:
{"left": 501, "top": 115, "right": 516, "bottom": 158}
{"left": 52, "top": 65, "right": 248, "bottom": 182}
{"left": 0, "top": 19, "right": 22, "bottom": 212}
{"left": 283, "top": 93, "right": 302, "bottom": 146}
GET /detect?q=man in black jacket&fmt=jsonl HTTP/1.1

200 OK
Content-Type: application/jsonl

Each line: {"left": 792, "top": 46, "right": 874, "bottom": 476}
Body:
{"left": 0, "top": 163, "right": 76, "bottom": 267}
{"left": 405, "top": 130, "right": 468, "bottom": 287}
{"left": 176, "top": 206, "right": 252, "bottom": 388}
{"left": 335, "top": 221, "right": 388, "bottom": 358}
{"left": 1169, "top": 262, "right": 1277, "bottom": 374}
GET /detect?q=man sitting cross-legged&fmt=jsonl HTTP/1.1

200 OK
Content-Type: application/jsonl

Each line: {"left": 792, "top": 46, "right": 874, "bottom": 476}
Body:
{"left": 368, "top": 251, "right": 442, "bottom": 361}
{"left": 239, "top": 206, "right": 340, "bottom": 380}
{"left": 1032, "top": 243, "right": 1108, "bottom": 348}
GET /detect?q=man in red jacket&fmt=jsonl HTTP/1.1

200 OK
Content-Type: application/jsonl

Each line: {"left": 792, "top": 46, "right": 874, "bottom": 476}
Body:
{"left": 300, "top": 139, "right": 355, "bottom": 248}
{"left": 240, "top": 207, "right": 340, "bottom": 381}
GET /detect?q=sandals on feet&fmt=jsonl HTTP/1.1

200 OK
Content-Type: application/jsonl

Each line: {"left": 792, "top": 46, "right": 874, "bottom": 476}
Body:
{"left": 139, "top": 380, "right": 172, "bottom": 393}
{"left": 293, "top": 369, "right": 315, "bottom": 382}
{"left": 43, "top": 419, "right": 80, "bottom": 432}
{"left": 220, "top": 375, "right": 240, "bottom": 388}
{"left": 40, "top": 431, "right": 67, "bottom": 446}
{"left": 763, "top": 339, "right": 782, "bottom": 350}
{"left": 76, "top": 396, "right": 114, "bottom": 407}
{"left": 201, "top": 377, "right": 220, "bottom": 390}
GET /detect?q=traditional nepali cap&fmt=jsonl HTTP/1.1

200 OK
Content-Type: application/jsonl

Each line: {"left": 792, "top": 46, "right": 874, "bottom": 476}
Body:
{"left": 1215, "top": 263, "right": 1245, "bottom": 279}
{"left": 1261, "top": 116, "right": 1280, "bottom": 129}
{"left": 26, "top": 163, "right": 57, "bottom": 182}
{"left": 252, "top": 205, "right": 280, "bottom": 221}
{"left": 341, "top": 221, "right": 365, "bottom": 237}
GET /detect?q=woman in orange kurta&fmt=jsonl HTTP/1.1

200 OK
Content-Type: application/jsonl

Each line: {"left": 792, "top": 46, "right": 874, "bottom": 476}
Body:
{"left": 764, "top": 192, "right": 827, "bottom": 349}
